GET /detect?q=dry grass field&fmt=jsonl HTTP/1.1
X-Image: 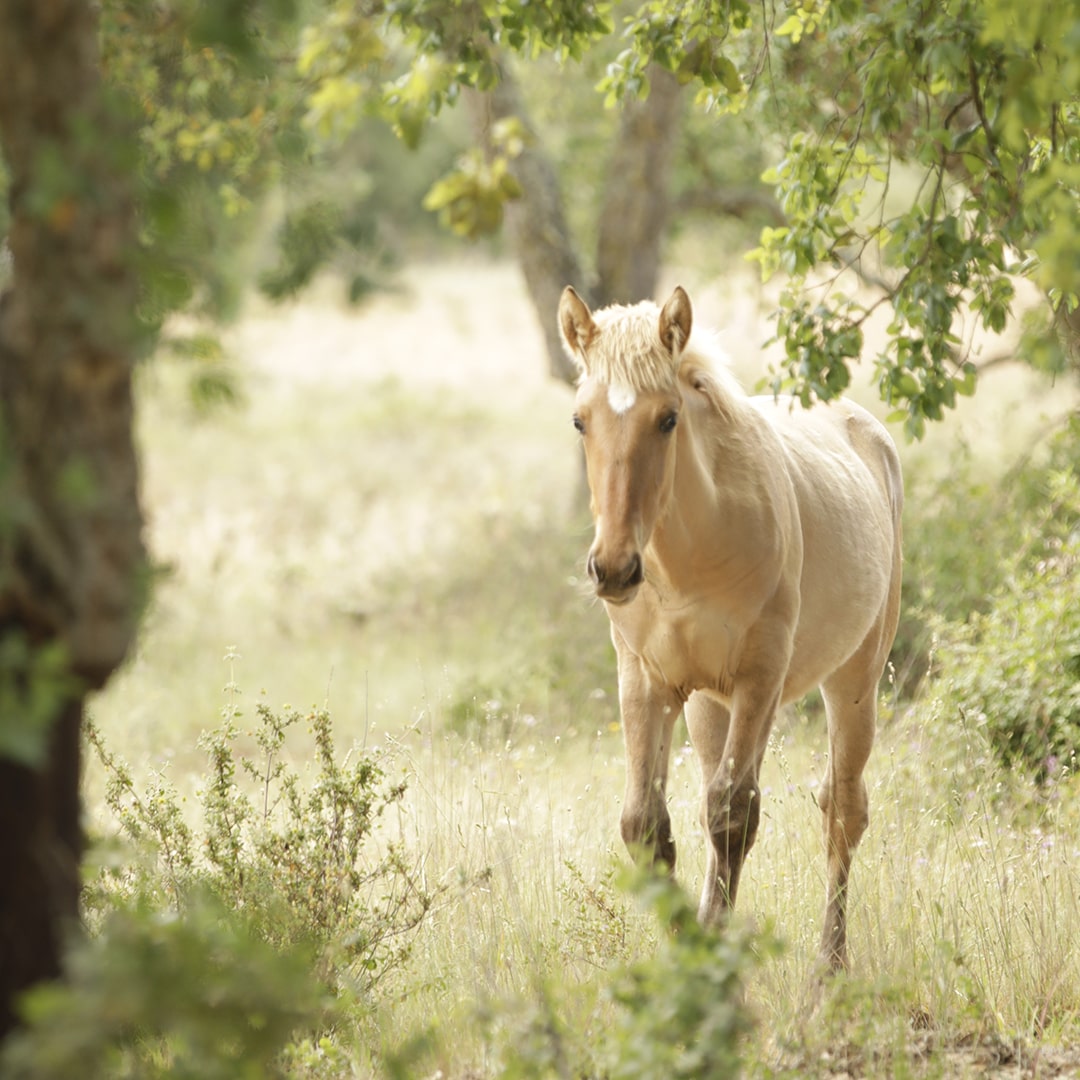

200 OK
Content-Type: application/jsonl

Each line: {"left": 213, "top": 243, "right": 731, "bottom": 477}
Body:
{"left": 85, "top": 257, "right": 1080, "bottom": 1077}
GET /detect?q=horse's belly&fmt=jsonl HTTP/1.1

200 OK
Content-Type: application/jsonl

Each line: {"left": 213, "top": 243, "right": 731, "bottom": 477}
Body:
{"left": 614, "top": 545, "right": 891, "bottom": 705}
{"left": 780, "top": 549, "right": 891, "bottom": 702}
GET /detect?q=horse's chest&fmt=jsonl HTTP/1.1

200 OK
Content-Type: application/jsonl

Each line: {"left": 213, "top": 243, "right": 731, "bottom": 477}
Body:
{"left": 612, "top": 602, "right": 739, "bottom": 700}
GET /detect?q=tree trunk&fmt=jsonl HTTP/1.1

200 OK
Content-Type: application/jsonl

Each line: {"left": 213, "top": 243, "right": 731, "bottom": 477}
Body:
{"left": 0, "top": 0, "right": 144, "bottom": 1038}
{"left": 470, "top": 61, "right": 685, "bottom": 385}
{"left": 594, "top": 67, "right": 683, "bottom": 308}
{"left": 467, "top": 73, "right": 586, "bottom": 386}
{"left": 0, "top": 700, "right": 83, "bottom": 1038}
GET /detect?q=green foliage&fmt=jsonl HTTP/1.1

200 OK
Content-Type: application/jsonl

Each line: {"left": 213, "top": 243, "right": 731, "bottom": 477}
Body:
{"left": 742, "top": 0, "right": 1080, "bottom": 434}
{"left": 157, "top": 332, "right": 244, "bottom": 413}
{"left": 387, "top": 867, "right": 769, "bottom": 1079}
{"left": 0, "top": 431, "right": 81, "bottom": 767}
{"left": 937, "top": 470, "right": 1080, "bottom": 782}
{"left": 602, "top": 868, "right": 773, "bottom": 1080}
{"left": 384, "top": 0, "right": 612, "bottom": 90}
{"left": 302, "top": 1, "right": 610, "bottom": 151}
{"left": 0, "top": 891, "right": 326, "bottom": 1080}
{"left": 423, "top": 117, "right": 525, "bottom": 238}
{"left": 0, "top": 633, "right": 76, "bottom": 767}
{"left": 557, "top": 860, "right": 635, "bottom": 970}
{"left": 258, "top": 200, "right": 343, "bottom": 299}
{"left": 597, "top": 0, "right": 750, "bottom": 107}
{"left": 85, "top": 684, "right": 433, "bottom": 993}
{"left": 894, "top": 421, "right": 1080, "bottom": 697}
{"left": 892, "top": 458, "right": 1023, "bottom": 696}
{"left": 100, "top": 0, "right": 308, "bottom": 334}
{"left": 0, "top": 157, "right": 8, "bottom": 246}
{"left": 46, "top": 0, "right": 1080, "bottom": 433}
{"left": 294, "top": 0, "right": 1080, "bottom": 431}
{"left": 258, "top": 193, "right": 391, "bottom": 302}
{"left": 297, "top": 0, "right": 386, "bottom": 140}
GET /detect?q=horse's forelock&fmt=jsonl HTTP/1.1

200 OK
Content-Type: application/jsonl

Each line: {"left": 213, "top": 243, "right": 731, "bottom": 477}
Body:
{"left": 584, "top": 303, "right": 741, "bottom": 417}
{"left": 586, "top": 302, "right": 681, "bottom": 393}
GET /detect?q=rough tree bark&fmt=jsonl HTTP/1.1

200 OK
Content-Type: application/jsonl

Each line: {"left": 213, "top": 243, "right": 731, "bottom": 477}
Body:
{"left": 469, "top": 60, "right": 685, "bottom": 386}
{"left": 0, "top": 0, "right": 145, "bottom": 1038}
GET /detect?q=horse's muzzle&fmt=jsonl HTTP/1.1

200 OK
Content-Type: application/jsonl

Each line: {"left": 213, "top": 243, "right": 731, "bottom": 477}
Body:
{"left": 588, "top": 550, "right": 643, "bottom": 603}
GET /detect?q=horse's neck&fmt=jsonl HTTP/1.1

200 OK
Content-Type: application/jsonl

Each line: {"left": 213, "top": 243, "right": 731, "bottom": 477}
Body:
{"left": 648, "top": 397, "right": 769, "bottom": 586}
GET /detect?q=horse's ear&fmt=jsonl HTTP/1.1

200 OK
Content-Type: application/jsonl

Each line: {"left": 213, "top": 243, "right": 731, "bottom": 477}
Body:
{"left": 558, "top": 286, "right": 597, "bottom": 370}
{"left": 659, "top": 286, "right": 693, "bottom": 357}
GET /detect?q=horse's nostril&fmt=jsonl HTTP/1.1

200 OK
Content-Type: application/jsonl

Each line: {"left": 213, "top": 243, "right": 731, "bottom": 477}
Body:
{"left": 587, "top": 552, "right": 603, "bottom": 584}
{"left": 588, "top": 551, "right": 642, "bottom": 595}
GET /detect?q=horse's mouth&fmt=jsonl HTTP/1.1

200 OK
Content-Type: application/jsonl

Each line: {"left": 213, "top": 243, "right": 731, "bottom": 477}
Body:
{"left": 598, "top": 586, "right": 640, "bottom": 607}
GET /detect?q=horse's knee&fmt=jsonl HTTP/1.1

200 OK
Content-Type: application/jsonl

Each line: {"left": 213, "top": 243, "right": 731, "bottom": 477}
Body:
{"left": 621, "top": 802, "right": 676, "bottom": 871}
{"left": 705, "top": 778, "right": 761, "bottom": 859}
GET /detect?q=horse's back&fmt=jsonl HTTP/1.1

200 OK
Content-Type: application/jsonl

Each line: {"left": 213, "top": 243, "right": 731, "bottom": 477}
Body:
{"left": 752, "top": 394, "right": 902, "bottom": 531}
{"left": 834, "top": 399, "right": 903, "bottom": 525}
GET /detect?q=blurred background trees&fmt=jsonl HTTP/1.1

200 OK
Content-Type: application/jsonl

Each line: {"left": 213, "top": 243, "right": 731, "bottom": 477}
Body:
{"left": 71, "top": 0, "right": 1079, "bottom": 420}
{"left": 277, "top": 0, "right": 1080, "bottom": 429}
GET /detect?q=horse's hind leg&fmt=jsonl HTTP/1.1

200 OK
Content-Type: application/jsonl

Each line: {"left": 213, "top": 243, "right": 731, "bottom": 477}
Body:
{"left": 817, "top": 675, "right": 874, "bottom": 972}
{"left": 818, "top": 579, "right": 900, "bottom": 970}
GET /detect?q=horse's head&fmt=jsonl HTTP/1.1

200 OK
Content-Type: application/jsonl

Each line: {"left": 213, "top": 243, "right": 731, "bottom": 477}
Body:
{"left": 559, "top": 285, "right": 693, "bottom": 605}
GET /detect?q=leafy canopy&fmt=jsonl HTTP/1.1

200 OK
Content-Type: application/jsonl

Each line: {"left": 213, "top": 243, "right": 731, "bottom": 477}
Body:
{"left": 600, "top": 0, "right": 1080, "bottom": 435}
{"left": 748, "top": 0, "right": 1080, "bottom": 436}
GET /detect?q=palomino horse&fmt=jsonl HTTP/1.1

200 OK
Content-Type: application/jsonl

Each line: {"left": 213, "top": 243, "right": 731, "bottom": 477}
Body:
{"left": 559, "top": 285, "right": 903, "bottom": 970}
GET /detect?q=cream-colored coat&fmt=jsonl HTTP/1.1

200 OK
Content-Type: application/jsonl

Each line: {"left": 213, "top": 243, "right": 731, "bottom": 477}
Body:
{"left": 559, "top": 285, "right": 903, "bottom": 971}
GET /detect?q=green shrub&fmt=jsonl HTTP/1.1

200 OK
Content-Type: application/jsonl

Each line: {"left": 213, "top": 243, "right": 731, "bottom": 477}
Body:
{"left": 0, "top": 892, "right": 328, "bottom": 1080}
{"left": 85, "top": 691, "right": 434, "bottom": 993}
{"left": 601, "top": 869, "right": 775, "bottom": 1080}
{"left": 897, "top": 424, "right": 1080, "bottom": 698}
{"left": 937, "top": 471, "right": 1080, "bottom": 782}
{"left": 556, "top": 860, "right": 636, "bottom": 970}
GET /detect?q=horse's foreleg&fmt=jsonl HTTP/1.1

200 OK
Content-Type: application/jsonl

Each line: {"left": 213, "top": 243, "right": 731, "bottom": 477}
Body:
{"left": 616, "top": 650, "right": 681, "bottom": 872}
{"left": 690, "top": 683, "right": 778, "bottom": 925}
{"left": 685, "top": 693, "right": 731, "bottom": 922}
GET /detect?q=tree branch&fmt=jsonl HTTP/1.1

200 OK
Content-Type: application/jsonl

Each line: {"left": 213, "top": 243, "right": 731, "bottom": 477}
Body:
{"left": 674, "top": 185, "right": 785, "bottom": 226}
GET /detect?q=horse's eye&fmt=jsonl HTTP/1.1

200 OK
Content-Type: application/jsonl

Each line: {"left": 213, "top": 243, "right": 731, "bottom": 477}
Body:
{"left": 572, "top": 415, "right": 586, "bottom": 435}
{"left": 659, "top": 412, "right": 678, "bottom": 434}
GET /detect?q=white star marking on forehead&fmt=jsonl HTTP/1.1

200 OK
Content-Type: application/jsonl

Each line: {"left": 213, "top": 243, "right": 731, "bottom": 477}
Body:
{"left": 607, "top": 382, "right": 637, "bottom": 414}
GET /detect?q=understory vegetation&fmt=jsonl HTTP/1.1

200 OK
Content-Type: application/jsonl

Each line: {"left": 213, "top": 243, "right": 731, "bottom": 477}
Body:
{"left": 9, "top": 273, "right": 1080, "bottom": 1077}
